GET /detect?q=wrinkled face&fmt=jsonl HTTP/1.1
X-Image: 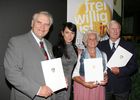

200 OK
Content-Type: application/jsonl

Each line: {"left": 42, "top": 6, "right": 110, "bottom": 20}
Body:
{"left": 31, "top": 14, "right": 51, "bottom": 39}
{"left": 62, "top": 27, "right": 75, "bottom": 44}
{"left": 86, "top": 33, "right": 98, "bottom": 49}
{"left": 108, "top": 22, "right": 121, "bottom": 42}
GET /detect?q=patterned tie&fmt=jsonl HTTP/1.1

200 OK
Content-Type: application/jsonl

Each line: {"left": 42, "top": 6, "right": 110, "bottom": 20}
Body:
{"left": 111, "top": 43, "right": 116, "bottom": 53}
{"left": 40, "top": 41, "right": 49, "bottom": 60}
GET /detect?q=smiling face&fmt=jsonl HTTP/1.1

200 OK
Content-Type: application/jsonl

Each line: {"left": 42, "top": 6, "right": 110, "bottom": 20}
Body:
{"left": 62, "top": 27, "right": 75, "bottom": 44}
{"left": 107, "top": 21, "right": 121, "bottom": 42}
{"left": 31, "top": 13, "right": 51, "bottom": 39}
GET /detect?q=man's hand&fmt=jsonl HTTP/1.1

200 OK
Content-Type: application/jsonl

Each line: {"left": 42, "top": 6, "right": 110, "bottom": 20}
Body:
{"left": 38, "top": 85, "right": 53, "bottom": 98}
{"left": 111, "top": 67, "right": 120, "bottom": 75}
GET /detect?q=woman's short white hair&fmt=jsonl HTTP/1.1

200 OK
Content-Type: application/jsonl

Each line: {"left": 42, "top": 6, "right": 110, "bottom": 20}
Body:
{"left": 82, "top": 30, "right": 100, "bottom": 46}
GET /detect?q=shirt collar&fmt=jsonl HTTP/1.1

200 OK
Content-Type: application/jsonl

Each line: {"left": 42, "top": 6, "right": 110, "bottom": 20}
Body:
{"left": 31, "top": 30, "right": 44, "bottom": 46}
{"left": 109, "top": 38, "right": 120, "bottom": 48}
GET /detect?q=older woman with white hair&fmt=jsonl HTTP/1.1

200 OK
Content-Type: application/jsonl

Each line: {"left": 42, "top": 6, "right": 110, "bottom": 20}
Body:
{"left": 72, "top": 30, "right": 108, "bottom": 100}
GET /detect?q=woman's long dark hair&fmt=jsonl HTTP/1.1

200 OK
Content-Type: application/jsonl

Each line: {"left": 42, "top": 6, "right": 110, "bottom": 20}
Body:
{"left": 53, "top": 22, "right": 77, "bottom": 59}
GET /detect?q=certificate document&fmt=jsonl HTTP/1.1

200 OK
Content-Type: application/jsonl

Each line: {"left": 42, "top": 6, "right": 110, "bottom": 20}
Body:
{"left": 41, "top": 58, "right": 67, "bottom": 92}
{"left": 107, "top": 45, "right": 133, "bottom": 68}
{"left": 84, "top": 58, "right": 104, "bottom": 82}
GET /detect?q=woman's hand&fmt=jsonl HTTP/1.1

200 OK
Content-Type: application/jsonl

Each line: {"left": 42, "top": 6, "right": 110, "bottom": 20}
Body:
{"left": 99, "top": 73, "right": 108, "bottom": 85}
{"left": 83, "top": 81, "right": 98, "bottom": 89}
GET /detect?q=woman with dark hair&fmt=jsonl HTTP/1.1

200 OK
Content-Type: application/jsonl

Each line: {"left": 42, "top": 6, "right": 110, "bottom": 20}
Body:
{"left": 53, "top": 22, "right": 78, "bottom": 100}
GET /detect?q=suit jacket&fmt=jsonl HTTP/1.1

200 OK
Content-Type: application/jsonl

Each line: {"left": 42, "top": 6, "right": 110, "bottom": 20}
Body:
{"left": 4, "top": 32, "right": 54, "bottom": 100}
{"left": 98, "top": 38, "right": 138, "bottom": 94}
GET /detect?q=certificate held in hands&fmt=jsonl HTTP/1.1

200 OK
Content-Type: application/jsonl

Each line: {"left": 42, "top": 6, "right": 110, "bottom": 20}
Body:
{"left": 107, "top": 46, "right": 133, "bottom": 68}
{"left": 84, "top": 58, "right": 104, "bottom": 82}
{"left": 41, "top": 58, "right": 67, "bottom": 92}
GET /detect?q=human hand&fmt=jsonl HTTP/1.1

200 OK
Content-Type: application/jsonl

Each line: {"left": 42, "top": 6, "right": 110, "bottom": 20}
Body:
{"left": 65, "top": 77, "right": 68, "bottom": 88}
{"left": 99, "top": 73, "right": 108, "bottom": 85}
{"left": 111, "top": 67, "right": 120, "bottom": 75}
{"left": 77, "top": 48, "right": 82, "bottom": 55}
{"left": 38, "top": 85, "right": 53, "bottom": 98}
{"left": 83, "top": 81, "right": 98, "bottom": 89}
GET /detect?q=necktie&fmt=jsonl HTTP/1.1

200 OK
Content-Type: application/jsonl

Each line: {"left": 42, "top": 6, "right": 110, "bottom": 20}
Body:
{"left": 40, "top": 41, "right": 49, "bottom": 60}
{"left": 111, "top": 43, "right": 116, "bottom": 53}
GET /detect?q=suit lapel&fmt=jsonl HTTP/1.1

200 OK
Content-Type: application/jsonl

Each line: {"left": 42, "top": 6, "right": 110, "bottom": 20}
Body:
{"left": 26, "top": 32, "right": 46, "bottom": 60}
{"left": 106, "top": 40, "right": 112, "bottom": 52}
{"left": 105, "top": 40, "right": 114, "bottom": 60}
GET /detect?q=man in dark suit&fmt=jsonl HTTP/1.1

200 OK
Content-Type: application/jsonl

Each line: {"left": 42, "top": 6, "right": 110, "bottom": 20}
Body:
{"left": 98, "top": 20, "right": 138, "bottom": 100}
{"left": 4, "top": 11, "right": 55, "bottom": 100}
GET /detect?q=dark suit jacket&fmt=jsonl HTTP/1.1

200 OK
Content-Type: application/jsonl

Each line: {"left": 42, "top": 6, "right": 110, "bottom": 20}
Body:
{"left": 4, "top": 32, "right": 54, "bottom": 100}
{"left": 98, "top": 38, "right": 138, "bottom": 94}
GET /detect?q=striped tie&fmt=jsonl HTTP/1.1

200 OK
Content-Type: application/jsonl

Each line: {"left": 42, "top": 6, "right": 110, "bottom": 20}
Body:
{"left": 40, "top": 41, "right": 49, "bottom": 60}
{"left": 111, "top": 43, "right": 116, "bottom": 53}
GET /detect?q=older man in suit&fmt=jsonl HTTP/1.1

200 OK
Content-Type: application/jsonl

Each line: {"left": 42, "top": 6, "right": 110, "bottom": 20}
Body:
{"left": 98, "top": 20, "right": 138, "bottom": 100}
{"left": 4, "top": 11, "right": 55, "bottom": 100}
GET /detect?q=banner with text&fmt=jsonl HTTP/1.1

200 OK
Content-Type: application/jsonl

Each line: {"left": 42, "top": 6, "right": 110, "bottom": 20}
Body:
{"left": 67, "top": 0, "right": 113, "bottom": 48}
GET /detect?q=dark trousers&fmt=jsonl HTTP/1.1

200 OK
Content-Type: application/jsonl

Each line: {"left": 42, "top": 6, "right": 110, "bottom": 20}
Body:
{"left": 106, "top": 91, "right": 130, "bottom": 100}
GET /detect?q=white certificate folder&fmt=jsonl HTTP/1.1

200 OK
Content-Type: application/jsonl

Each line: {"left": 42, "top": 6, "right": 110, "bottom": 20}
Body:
{"left": 84, "top": 58, "right": 104, "bottom": 82}
{"left": 41, "top": 58, "right": 67, "bottom": 92}
{"left": 107, "top": 46, "right": 133, "bottom": 68}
